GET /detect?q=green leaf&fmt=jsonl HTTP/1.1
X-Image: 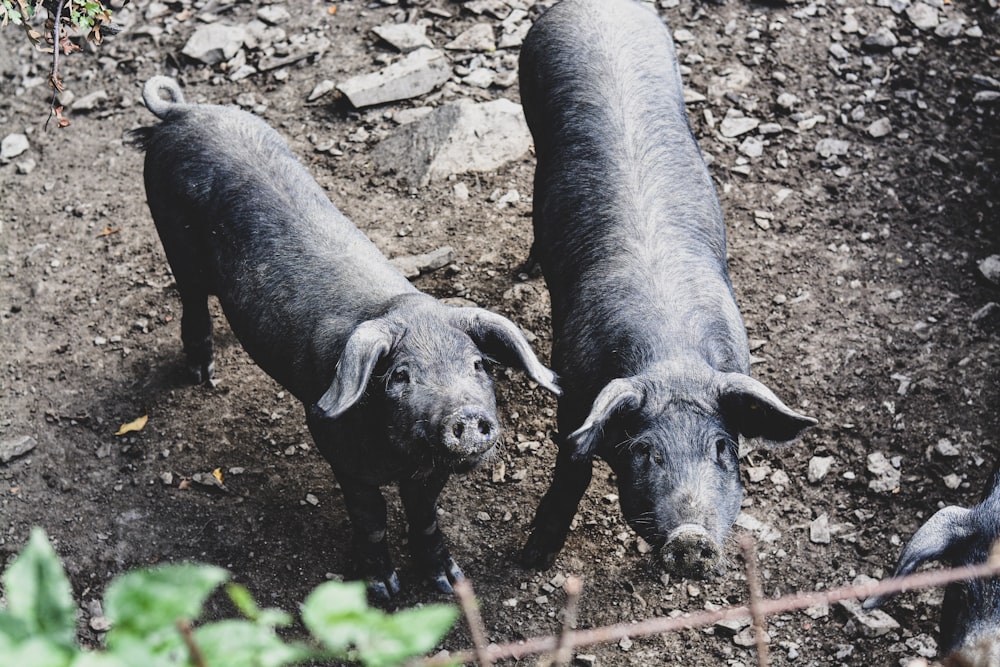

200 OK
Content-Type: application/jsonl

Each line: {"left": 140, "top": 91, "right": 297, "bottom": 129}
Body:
{"left": 226, "top": 583, "right": 292, "bottom": 628}
{"left": 0, "top": 636, "right": 75, "bottom": 667}
{"left": 68, "top": 650, "right": 131, "bottom": 667}
{"left": 357, "top": 605, "right": 458, "bottom": 667}
{"left": 0, "top": 610, "right": 31, "bottom": 644}
{"left": 104, "top": 563, "right": 229, "bottom": 644}
{"left": 194, "top": 620, "right": 314, "bottom": 667}
{"left": 300, "top": 581, "right": 377, "bottom": 653}
{"left": 2, "top": 528, "right": 78, "bottom": 649}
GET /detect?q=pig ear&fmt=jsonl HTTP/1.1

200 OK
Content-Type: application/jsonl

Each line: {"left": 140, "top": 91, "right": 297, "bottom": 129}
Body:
{"left": 314, "top": 320, "right": 396, "bottom": 420}
{"left": 862, "top": 506, "right": 972, "bottom": 610}
{"left": 567, "top": 378, "right": 645, "bottom": 460}
{"left": 451, "top": 308, "right": 561, "bottom": 395}
{"left": 716, "top": 372, "right": 817, "bottom": 444}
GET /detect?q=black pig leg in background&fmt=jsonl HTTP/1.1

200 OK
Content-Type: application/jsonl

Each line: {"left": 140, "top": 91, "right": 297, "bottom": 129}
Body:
{"left": 400, "top": 472, "right": 464, "bottom": 593}
{"left": 335, "top": 475, "right": 399, "bottom": 600}
{"left": 522, "top": 447, "right": 593, "bottom": 569}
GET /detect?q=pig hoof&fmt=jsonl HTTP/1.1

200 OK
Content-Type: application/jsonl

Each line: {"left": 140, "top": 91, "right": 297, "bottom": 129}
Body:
{"left": 187, "top": 360, "right": 215, "bottom": 384}
{"left": 520, "top": 536, "right": 559, "bottom": 571}
{"left": 367, "top": 570, "right": 401, "bottom": 602}
{"left": 429, "top": 557, "right": 464, "bottom": 594}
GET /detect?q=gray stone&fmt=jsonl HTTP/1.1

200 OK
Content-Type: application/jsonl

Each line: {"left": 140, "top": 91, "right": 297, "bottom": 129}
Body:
{"left": 719, "top": 109, "right": 759, "bottom": 137}
{"left": 905, "top": 2, "right": 939, "bottom": 30}
{"left": 971, "top": 74, "right": 1000, "bottom": 90}
{"left": 372, "top": 23, "right": 433, "bottom": 52}
{"left": 337, "top": 48, "right": 451, "bottom": 108}
{"left": 735, "top": 511, "right": 782, "bottom": 543}
{"left": 828, "top": 42, "right": 850, "bottom": 60}
{"left": 1, "top": 133, "right": 29, "bottom": 162}
{"left": 862, "top": 27, "right": 899, "bottom": 51}
{"left": 979, "top": 255, "right": 1000, "bottom": 285}
{"left": 445, "top": 23, "right": 496, "bottom": 51}
{"left": 390, "top": 246, "right": 455, "bottom": 278}
{"left": 867, "top": 452, "right": 901, "bottom": 493}
{"left": 307, "top": 79, "right": 336, "bottom": 102}
{"left": 867, "top": 117, "right": 892, "bottom": 138}
{"left": 974, "top": 91, "right": 1000, "bottom": 104}
{"left": 838, "top": 598, "right": 900, "bottom": 638}
{"left": 463, "top": 68, "right": 496, "bottom": 88}
{"left": 257, "top": 37, "right": 330, "bottom": 72}
{"left": 810, "top": 513, "right": 831, "bottom": 544}
{"left": 0, "top": 435, "right": 37, "bottom": 463}
{"left": 16, "top": 158, "right": 36, "bottom": 175}
{"left": 971, "top": 302, "right": 999, "bottom": 323}
{"left": 739, "top": 137, "right": 764, "bottom": 158}
{"left": 256, "top": 5, "right": 291, "bottom": 25}
{"left": 673, "top": 28, "right": 695, "bottom": 43}
{"left": 808, "top": 456, "right": 834, "bottom": 483}
{"left": 816, "top": 137, "right": 851, "bottom": 158}
{"left": 371, "top": 98, "right": 531, "bottom": 186}
{"left": 934, "top": 20, "right": 963, "bottom": 39}
{"left": 182, "top": 23, "right": 247, "bottom": 65}
{"left": 71, "top": 90, "right": 109, "bottom": 111}
{"left": 776, "top": 92, "right": 800, "bottom": 110}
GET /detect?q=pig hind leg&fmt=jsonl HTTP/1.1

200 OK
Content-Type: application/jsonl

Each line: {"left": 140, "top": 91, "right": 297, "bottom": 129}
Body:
{"left": 400, "top": 473, "right": 464, "bottom": 593}
{"left": 522, "top": 447, "right": 593, "bottom": 569}
{"left": 150, "top": 208, "right": 215, "bottom": 383}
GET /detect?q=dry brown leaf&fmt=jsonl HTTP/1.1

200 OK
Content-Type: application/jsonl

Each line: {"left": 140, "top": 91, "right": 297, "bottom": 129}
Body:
{"left": 211, "top": 468, "right": 224, "bottom": 485}
{"left": 115, "top": 414, "right": 148, "bottom": 436}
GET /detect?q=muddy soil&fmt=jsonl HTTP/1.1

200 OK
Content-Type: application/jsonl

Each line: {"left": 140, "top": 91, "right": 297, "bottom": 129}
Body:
{"left": 1, "top": 0, "right": 998, "bottom": 664}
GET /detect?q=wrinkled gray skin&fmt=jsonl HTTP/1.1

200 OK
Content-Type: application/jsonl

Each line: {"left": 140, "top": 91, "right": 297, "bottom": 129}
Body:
{"left": 865, "top": 459, "right": 1000, "bottom": 661}
{"left": 518, "top": 0, "right": 817, "bottom": 578}
{"left": 132, "top": 77, "right": 560, "bottom": 600}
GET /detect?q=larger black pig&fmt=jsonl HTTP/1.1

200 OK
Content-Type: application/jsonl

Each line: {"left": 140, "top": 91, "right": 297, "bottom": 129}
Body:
{"left": 518, "top": 0, "right": 817, "bottom": 578}
{"left": 133, "top": 76, "right": 560, "bottom": 599}
{"left": 865, "top": 458, "right": 1000, "bottom": 662}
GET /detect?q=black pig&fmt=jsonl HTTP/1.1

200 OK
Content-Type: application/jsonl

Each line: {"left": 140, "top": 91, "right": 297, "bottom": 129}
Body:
{"left": 865, "top": 459, "right": 1000, "bottom": 662}
{"left": 518, "top": 0, "right": 817, "bottom": 578}
{"left": 133, "top": 76, "right": 560, "bottom": 599}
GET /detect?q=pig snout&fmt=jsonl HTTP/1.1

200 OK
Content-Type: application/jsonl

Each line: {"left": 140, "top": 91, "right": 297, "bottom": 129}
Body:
{"left": 442, "top": 408, "right": 499, "bottom": 458}
{"left": 660, "top": 524, "right": 723, "bottom": 579}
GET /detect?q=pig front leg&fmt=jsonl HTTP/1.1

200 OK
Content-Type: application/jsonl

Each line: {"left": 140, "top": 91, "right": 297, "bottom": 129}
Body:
{"left": 522, "top": 447, "right": 593, "bottom": 570}
{"left": 336, "top": 475, "right": 400, "bottom": 601}
{"left": 399, "top": 472, "right": 464, "bottom": 594}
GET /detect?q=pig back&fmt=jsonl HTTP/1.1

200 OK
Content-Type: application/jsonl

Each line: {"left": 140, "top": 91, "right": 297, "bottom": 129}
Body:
{"left": 140, "top": 104, "right": 419, "bottom": 400}
{"left": 520, "top": 0, "right": 748, "bottom": 389}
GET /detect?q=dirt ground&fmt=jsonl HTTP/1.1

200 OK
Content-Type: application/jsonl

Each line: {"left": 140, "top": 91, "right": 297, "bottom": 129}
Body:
{"left": 1, "top": 0, "right": 998, "bottom": 664}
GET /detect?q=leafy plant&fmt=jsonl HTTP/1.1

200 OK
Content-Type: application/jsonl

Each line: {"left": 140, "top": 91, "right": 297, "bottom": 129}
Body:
{"left": 0, "top": 528, "right": 459, "bottom": 667}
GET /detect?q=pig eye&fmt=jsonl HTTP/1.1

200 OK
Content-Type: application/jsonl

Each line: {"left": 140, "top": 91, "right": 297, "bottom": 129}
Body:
{"left": 389, "top": 367, "right": 410, "bottom": 384}
{"left": 473, "top": 359, "right": 485, "bottom": 372}
{"left": 648, "top": 449, "right": 664, "bottom": 467}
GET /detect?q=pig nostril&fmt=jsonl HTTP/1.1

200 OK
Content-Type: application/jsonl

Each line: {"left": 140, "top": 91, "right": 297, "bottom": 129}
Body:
{"left": 478, "top": 420, "right": 492, "bottom": 436}
{"left": 452, "top": 422, "right": 465, "bottom": 438}
{"left": 700, "top": 547, "right": 715, "bottom": 561}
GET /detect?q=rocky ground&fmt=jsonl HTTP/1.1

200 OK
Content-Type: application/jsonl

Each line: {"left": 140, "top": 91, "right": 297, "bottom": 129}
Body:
{"left": 1, "top": 0, "right": 999, "bottom": 665}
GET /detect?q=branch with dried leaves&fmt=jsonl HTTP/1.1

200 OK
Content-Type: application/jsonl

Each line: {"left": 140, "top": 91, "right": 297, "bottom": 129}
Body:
{"left": 418, "top": 538, "right": 1000, "bottom": 667}
{"left": 1, "top": 0, "right": 118, "bottom": 126}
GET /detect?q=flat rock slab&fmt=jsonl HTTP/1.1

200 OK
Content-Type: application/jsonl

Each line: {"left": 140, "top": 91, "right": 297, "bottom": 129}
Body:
{"left": 372, "top": 98, "right": 531, "bottom": 186}
{"left": 0, "top": 435, "right": 37, "bottom": 463}
{"left": 372, "top": 23, "right": 433, "bottom": 52}
{"left": 337, "top": 48, "right": 450, "bottom": 108}
{"left": 1, "top": 133, "right": 29, "bottom": 162}
{"left": 391, "top": 246, "right": 455, "bottom": 278}
{"left": 182, "top": 23, "right": 247, "bottom": 65}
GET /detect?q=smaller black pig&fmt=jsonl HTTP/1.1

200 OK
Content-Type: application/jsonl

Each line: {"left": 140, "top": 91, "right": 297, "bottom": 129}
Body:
{"left": 518, "top": 0, "right": 816, "bottom": 579}
{"left": 865, "top": 458, "right": 1000, "bottom": 662}
{"left": 133, "top": 76, "right": 559, "bottom": 599}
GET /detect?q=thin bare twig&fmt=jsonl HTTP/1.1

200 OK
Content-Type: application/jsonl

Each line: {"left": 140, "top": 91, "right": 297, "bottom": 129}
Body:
{"left": 176, "top": 619, "right": 207, "bottom": 667}
{"left": 739, "top": 535, "right": 770, "bottom": 667}
{"left": 45, "top": 0, "right": 66, "bottom": 130}
{"left": 542, "top": 576, "right": 582, "bottom": 667}
{"left": 454, "top": 579, "right": 493, "bottom": 667}
{"left": 416, "top": 555, "right": 1000, "bottom": 666}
